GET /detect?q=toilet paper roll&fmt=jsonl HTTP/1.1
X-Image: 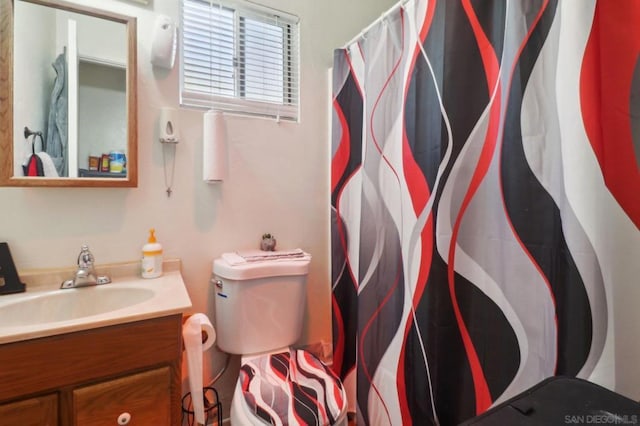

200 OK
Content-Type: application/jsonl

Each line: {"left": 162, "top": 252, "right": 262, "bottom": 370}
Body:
{"left": 203, "top": 110, "right": 227, "bottom": 183}
{"left": 183, "top": 313, "right": 216, "bottom": 425}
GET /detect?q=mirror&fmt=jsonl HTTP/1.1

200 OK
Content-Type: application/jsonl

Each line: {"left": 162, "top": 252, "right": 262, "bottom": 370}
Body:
{"left": 0, "top": 0, "right": 137, "bottom": 187}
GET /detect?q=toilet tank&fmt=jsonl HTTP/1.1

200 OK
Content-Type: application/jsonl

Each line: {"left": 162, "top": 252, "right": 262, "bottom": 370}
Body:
{"left": 212, "top": 255, "right": 310, "bottom": 355}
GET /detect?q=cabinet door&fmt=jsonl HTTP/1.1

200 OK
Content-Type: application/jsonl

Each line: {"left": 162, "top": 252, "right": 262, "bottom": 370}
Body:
{"left": 73, "top": 367, "right": 170, "bottom": 426}
{"left": 0, "top": 393, "right": 58, "bottom": 426}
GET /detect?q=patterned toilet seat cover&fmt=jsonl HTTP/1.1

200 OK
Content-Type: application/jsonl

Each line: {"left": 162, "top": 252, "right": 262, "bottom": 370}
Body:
{"left": 239, "top": 349, "right": 345, "bottom": 425}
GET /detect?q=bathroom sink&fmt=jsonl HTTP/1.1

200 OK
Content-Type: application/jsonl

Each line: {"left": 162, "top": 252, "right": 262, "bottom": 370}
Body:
{"left": 0, "top": 286, "right": 155, "bottom": 327}
{"left": 0, "top": 269, "right": 192, "bottom": 344}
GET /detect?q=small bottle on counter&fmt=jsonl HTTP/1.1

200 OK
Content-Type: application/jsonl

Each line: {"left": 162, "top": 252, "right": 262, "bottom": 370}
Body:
{"left": 100, "top": 154, "right": 110, "bottom": 172}
{"left": 141, "top": 228, "right": 163, "bottom": 278}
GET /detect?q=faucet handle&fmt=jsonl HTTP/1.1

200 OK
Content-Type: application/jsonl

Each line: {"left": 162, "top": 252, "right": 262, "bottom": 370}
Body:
{"left": 77, "top": 245, "right": 95, "bottom": 268}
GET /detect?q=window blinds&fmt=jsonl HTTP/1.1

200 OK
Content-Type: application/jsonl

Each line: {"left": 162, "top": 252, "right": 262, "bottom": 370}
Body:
{"left": 181, "top": 0, "right": 299, "bottom": 121}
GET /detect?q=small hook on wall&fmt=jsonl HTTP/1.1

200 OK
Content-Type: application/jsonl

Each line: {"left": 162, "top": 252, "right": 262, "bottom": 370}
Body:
{"left": 24, "top": 126, "right": 42, "bottom": 139}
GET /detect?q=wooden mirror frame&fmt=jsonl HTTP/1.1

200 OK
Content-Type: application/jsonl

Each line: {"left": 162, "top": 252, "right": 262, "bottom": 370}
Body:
{"left": 0, "top": 0, "right": 137, "bottom": 187}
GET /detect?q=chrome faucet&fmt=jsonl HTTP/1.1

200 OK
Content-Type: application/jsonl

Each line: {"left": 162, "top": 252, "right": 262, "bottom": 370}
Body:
{"left": 60, "top": 245, "right": 111, "bottom": 289}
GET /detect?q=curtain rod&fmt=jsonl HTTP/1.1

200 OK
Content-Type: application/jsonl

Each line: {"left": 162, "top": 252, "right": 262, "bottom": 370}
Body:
{"left": 341, "top": 0, "right": 410, "bottom": 49}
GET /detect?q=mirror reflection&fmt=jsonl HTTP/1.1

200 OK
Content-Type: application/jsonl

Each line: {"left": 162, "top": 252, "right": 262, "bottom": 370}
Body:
{"left": 0, "top": 0, "right": 137, "bottom": 187}
{"left": 14, "top": 0, "right": 127, "bottom": 179}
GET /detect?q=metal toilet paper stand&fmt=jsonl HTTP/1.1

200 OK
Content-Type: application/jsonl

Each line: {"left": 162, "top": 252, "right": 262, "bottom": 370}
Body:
{"left": 181, "top": 386, "right": 221, "bottom": 426}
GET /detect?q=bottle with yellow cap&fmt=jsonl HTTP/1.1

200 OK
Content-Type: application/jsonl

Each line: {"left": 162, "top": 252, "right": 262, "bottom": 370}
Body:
{"left": 141, "top": 228, "right": 163, "bottom": 278}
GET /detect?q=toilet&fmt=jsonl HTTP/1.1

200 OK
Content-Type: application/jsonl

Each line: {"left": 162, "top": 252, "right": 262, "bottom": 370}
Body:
{"left": 213, "top": 252, "right": 348, "bottom": 426}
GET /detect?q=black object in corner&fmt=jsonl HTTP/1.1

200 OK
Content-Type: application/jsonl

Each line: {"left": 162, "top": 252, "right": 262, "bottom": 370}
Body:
{"left": 0, "top": 242, "right": 25, "bottom": 295}
{"left": 459, "top": 376, "right": 640, "bottom": 425}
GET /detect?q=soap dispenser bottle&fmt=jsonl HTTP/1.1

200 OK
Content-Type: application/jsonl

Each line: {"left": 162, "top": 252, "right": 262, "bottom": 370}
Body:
{"left": 142, "top": 228, "right": 163, "bottom": 278}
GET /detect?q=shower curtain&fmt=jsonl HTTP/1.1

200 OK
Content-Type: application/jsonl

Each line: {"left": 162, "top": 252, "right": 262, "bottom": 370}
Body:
{"left": 330, "top": 1, "right": 640, "bottom": 425}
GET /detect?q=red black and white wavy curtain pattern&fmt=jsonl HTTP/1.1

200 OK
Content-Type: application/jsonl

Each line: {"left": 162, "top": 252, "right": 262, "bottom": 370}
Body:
{"left": 330, "top": 0, "right": 640, "bottom": 424}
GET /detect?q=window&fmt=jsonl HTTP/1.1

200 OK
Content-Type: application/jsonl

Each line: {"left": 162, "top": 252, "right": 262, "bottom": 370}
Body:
{"left": 180, "top": 0, "right": 300, "bottom": 121}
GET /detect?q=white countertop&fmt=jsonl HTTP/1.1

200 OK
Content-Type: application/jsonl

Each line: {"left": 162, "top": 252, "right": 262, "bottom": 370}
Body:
{"left": 0, "top": 268, "right": 192, "bottom": 345}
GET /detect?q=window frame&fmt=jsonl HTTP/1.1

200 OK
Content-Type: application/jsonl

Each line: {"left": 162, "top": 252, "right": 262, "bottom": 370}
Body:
{"left": 179, "top": 0, "right": 300, "bottom": 121}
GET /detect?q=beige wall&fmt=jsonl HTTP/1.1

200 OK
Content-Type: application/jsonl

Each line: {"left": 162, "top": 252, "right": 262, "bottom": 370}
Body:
{"left": 1, "top": 0, "right": 397, "bottom": 416}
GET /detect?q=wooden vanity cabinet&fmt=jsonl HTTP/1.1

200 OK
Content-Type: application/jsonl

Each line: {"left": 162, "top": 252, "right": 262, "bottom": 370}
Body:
{"left": 0, "top": 315, "right": 183, "bottom": 426}
{"left": 0, "top": 393, "right": 58, "bottom": 426}
{"left": 73, "top": 367, "right": 171, "bottom": 426}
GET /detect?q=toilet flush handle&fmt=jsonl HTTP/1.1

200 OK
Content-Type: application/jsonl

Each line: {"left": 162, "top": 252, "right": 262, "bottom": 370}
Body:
{"left": 211, "top": 276, "right": 223, "bottom": 289}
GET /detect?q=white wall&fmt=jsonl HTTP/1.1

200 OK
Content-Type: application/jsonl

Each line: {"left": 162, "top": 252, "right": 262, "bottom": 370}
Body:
{"left": 77, "top": 14, "right": 126, "bottom": 65}
{"left": 1, "top": 0, "right": 397, "bottom": 417}
{"left": 55, "top": 10, "right": 127, "bottom": 65}
{"left": 78, "top": 62, "right": 127, "bottom": 169}
{"left": 13, "top": 1, "right": 56, "bottom": 174}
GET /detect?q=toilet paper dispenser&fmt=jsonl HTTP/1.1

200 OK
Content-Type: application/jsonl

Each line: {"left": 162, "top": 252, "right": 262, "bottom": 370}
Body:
{"left": 181, "top": 314, "right": 222, "bottom": 426}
